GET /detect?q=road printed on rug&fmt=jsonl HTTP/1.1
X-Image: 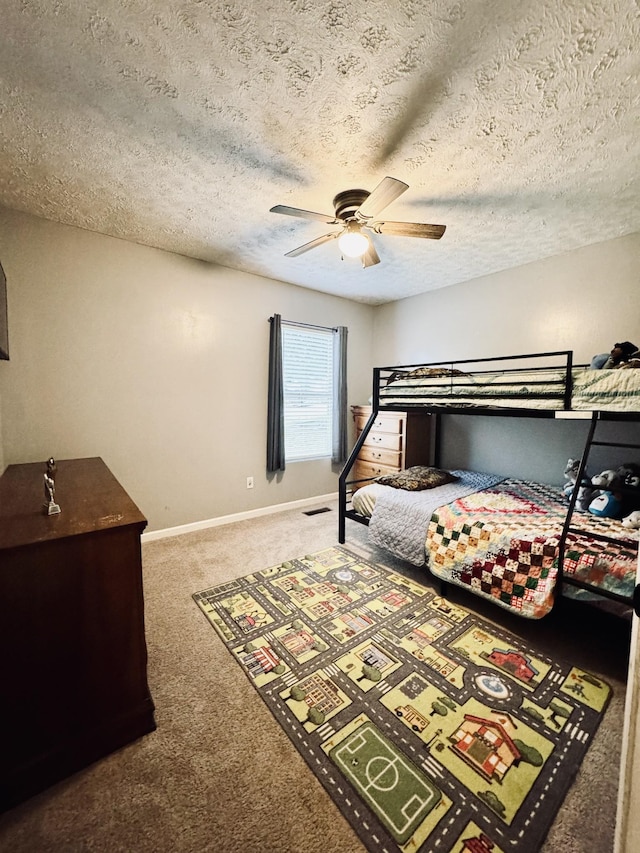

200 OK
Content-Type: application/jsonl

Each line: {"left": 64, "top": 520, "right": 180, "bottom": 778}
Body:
{"left": 193, "top": 547, "right": 611, "bottom": 853}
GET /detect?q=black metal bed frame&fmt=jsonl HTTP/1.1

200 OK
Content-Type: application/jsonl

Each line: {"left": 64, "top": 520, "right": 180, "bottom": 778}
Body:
{"left": 338, "top": 350, "right": 640, "bottom": 616}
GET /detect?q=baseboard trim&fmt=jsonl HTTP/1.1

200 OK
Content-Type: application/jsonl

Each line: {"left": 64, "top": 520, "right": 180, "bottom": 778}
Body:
{"left": 142, "top": 492, "right": 338, "bottom": 543}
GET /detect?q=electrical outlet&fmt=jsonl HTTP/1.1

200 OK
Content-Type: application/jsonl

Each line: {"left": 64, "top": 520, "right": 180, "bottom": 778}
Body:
{"left": 246, "top": 476, "right": 254, "bottom": 489}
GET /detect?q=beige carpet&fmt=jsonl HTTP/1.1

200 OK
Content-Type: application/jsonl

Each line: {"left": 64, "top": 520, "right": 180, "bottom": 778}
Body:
{"left": 0, "top": 500, "right": 630, "bottom": 852}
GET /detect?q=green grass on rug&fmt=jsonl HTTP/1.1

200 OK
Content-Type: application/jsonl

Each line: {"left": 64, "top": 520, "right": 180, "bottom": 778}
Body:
{"left": 193, "top": 547, "right": 611, "bottom": 853}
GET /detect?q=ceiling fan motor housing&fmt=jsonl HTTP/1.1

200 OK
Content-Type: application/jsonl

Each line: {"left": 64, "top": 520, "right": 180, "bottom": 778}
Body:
{"left": 333, "top": 189, "right": 370, "bottom": 221}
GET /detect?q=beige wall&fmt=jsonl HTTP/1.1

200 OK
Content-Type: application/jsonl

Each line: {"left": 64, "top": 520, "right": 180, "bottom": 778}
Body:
{"left": 372, "top": 232, "right": 640, "bottom": 367}
{"left": 1, "top": 206, "right": 638, "bottom": 527}
{"left": 370, "top": 233, "right": 640, "bottom": 483}
{"left": 0, "top": 207, "right": 374, "bottom": 531}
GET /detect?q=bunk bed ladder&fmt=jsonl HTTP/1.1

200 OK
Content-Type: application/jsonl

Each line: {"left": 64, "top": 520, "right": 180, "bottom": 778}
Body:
{"left": 338, "top": 366, "right": 443, "bottom": 543}
{"left": 338, "top": 409, "right": 378, "bottom": 542}
{"left": 557, "top": 412, "right": 640, "bottom": 615}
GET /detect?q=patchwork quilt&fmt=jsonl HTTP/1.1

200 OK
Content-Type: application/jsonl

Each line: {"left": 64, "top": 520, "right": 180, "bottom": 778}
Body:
{"left": 426, "top": 479, "right": 638, "bottom": 619}
{"left": 365, "top": 469, "right": 504, "bottom": 566}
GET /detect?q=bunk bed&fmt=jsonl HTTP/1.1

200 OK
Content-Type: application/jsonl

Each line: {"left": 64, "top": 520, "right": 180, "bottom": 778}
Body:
{"left": 338, "top": 351, "right": 640, "bottom": 619}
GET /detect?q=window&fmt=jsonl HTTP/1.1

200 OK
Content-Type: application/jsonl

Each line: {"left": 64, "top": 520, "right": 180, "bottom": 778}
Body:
{"left": 282, "top": 323, "right": 334, "bottom": 461}
{"left": 267, "top": 314, "right": 347, "bottom": 473}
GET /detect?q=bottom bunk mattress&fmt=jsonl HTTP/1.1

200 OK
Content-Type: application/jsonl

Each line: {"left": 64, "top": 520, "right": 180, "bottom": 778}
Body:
{"left": 352, "top": 474, "right": 638, "bottom": 619}
{"left": 352, "top": 469, "right": 504, "bottom": 566}
{"left": 427, "top": 478, "right": 638, "bottom": 619}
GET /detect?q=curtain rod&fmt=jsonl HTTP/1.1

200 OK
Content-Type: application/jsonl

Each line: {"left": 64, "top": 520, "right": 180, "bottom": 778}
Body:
{"left": 268, "top": 316, "right": 339, "bottom": 333}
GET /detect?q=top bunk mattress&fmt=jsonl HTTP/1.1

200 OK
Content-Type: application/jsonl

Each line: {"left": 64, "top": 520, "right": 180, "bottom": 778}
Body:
{"left": 379, "top": 366, "right": 566, "bottom": 410}
{"left": 571, "top": 367, "right": 640, "bottom": 411}
{"left": 378, "top": 365, "right": 640, "bottom": 413}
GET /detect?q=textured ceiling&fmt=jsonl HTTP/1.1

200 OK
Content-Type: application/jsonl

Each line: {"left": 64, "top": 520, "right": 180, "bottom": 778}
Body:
{"left": 1, "top": 0, "right": 638, "bottom": 305}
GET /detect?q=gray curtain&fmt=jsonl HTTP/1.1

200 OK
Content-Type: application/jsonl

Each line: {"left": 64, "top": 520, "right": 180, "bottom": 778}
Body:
{"left": 267, "top": 314, "right": 285, "bottom": 472}
{"left": 332, "top": 325, "right": 348, "bottom": 465}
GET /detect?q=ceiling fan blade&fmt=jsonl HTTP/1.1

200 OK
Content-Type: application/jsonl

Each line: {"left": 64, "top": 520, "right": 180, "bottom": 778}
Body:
{"left": 284, "top": 232, "right": 339, "bottom": 257}
{"left": 355, "top": 177, "right": 409, "bottom": 221}
{"left": 371, "top": 3, "right": 507, "bottom": 168}
{"left": 368, "top": 220, "right": 446, "bottom": 239}
{"left": 362, "top": 241, "right": 381, "bottom": 268}
{"left": 270, "top": 205, "right": 338, "bottom": 224}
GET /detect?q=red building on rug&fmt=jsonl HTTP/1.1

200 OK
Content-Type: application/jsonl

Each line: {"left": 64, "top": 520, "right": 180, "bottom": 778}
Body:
{"left": 484, "top": 647, "right": 538, "bottom": 684}
{"left": 449, "top": 712, "right": 521, "bottom": 782}
{"left": 461, "top": 831, "right": 496, "bottom": 852}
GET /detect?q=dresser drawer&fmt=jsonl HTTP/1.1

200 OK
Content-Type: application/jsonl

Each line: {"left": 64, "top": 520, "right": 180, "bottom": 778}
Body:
{"left": 354, "top": 413, "right": 404, "bottom": 434}
{"left": 353, "top": 461, "right": 398, "bottom": 482}
{"left": 360, "top": 430, "right": 402, "bottom": 452}
{"left": 358, "top": 445, "right": 401, "bottom": 467}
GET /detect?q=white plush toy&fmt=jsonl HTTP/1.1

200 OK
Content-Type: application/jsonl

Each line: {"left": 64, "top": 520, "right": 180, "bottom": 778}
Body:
{"left": 589, "top": 470, "right": 624, "bottom": 518}
{"left": 622, "top": 510, "right": 640, "bottom": 529}
{"left": 591, "top": 469, "right": 621, "bottom": 490}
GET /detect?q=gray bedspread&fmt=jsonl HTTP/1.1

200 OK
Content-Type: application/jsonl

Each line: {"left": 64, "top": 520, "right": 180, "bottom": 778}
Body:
{"left": 368, "top": 469, "right": 505, "bottom": 566}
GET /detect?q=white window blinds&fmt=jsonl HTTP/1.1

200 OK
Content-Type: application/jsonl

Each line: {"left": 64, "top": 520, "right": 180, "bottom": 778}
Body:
{"left": 282, "top": 323, "right": 334, "bottom": 461}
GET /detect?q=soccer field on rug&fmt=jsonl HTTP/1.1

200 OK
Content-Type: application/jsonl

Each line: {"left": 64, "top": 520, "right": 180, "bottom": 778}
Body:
{"left": 193, "top": 547, "right": 611, "bottom": 853}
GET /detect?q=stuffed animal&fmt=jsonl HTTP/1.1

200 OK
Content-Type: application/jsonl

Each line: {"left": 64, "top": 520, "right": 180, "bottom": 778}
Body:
{"left": 591, "top": 469, "right": 621, "bottom": 490}
{"left": 616, "top": 462, "right": 640, "bottom": 490}
{"left": 622, "top": 510, "right": 640, "bottom": 529}
{"left": 562, "top": 458, "right": 580, "bottom": 496}
{"left": 588, "top": 469, "right": 624, "bottom": 518}
{"left": 612, "top": 462, "right": 640, "bottom": 515}
{"left": 589, "top": 492, "right": 623, "bottom": 518}
{"left": 563, "top": 458, "right": 599, "bottom": 511}
{"left": 576, "top": 481, "right": 600, "bottom": 512}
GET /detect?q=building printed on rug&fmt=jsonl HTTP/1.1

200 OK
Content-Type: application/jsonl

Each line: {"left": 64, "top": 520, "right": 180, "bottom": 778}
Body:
{"left": 449, "top": 712, "right": 521, "bottom": 783}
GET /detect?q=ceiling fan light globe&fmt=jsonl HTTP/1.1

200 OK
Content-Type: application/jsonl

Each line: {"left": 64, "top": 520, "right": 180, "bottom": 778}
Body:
{"left": 338, "top": 230, "right": 369, "bottom": 258}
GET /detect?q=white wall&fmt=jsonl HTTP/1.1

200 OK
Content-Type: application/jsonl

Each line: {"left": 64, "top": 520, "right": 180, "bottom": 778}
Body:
{"left": 371, "top": 233, "right": 640, "bottom": 483}
{"left": 0, "top": 207, "right": 374, "bottom": 531}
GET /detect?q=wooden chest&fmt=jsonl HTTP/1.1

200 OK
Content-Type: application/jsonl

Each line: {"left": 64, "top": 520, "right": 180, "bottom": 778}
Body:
{"left": 0, "top": 457, "right": 156, "bottom": 810}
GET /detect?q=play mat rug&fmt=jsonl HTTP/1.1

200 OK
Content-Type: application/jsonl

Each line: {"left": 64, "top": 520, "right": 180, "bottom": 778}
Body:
{"left": 193, "top": 547, "right": 611, "bottom": 853}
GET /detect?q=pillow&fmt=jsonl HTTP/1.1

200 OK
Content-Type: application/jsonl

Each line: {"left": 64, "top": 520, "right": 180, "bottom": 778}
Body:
{"left": 404, "top": 367, "right": 465, "bottom": 378}
{"left": 386, "top": 366, "right": 464, "bottom": 384}
{"left": 375, "top": 466, "right": 458, "bottom": 491}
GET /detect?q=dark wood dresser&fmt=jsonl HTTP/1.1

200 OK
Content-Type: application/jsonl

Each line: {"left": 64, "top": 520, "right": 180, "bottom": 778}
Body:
{"left": 0, "top": 457, "right": 156, "bottom": 811}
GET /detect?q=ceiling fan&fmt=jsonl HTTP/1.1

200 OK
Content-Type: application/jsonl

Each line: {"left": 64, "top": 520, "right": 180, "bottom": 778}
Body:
{"left": 270, "top": 176, "right": 446, "bottom": 268}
